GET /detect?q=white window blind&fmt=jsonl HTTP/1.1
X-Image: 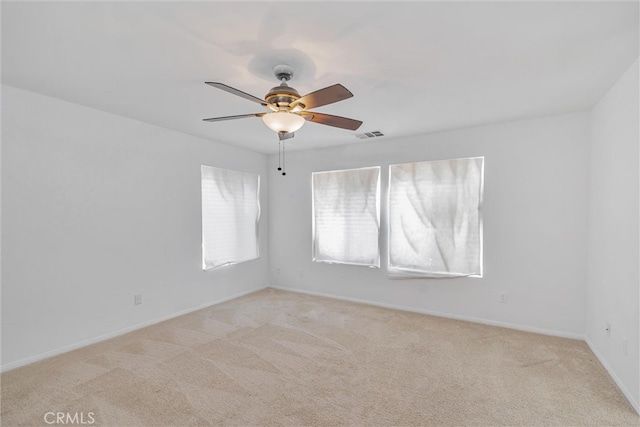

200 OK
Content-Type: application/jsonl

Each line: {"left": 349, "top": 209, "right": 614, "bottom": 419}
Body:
{"left": 388, "top": 157, "right": 484, "bottom": 278}
{"left": 312, "top": 166, "right": 380, "bottom": 267}
{"left": 201, "top": 165, "right": 260, "bottom": 270}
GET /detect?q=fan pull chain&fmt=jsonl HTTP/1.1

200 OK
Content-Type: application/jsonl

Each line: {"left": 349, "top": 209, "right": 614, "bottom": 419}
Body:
{"left": 282, "top": 141, "right": 286, "bottom": 176}
{"left": 277, "top": 140, "right": 282, "bottom": 171}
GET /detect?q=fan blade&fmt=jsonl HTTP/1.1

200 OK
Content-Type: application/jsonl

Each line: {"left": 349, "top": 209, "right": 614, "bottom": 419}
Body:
{"left": 300, "top": 112, "right": 362, "bottom": 131}
{"left": 291, "top": 84, "right": 353, "bottom": 110}
{"left": 205, "top": 82, "right": 267, "bottom": 106}
{"left": 203, "top": 113, "right": 265, "bottom": 122}
{"left": 278, "top": 131, "right": 295, "bottom": 141}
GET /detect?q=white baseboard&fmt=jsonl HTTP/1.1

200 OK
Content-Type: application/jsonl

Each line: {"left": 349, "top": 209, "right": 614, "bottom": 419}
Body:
{"left": 585, "top": 336, "right": 640, "bottom": 415}
{"left": 1, "top": 285, "right": 268, "bottom": 373}
{"left": 268, "top": 285, "right": 584, "bottom": 340}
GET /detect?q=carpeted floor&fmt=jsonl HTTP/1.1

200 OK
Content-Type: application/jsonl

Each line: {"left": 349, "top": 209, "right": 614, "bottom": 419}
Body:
{"left": 1, "top": 288, "right": 638, "bottom": 426}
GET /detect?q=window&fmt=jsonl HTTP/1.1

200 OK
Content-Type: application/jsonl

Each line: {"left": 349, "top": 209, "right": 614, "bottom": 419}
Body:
{"left": 201, "top": 165, "right": 260, "bottom": 270}
{"left": 388, "top": 157, "right": 484, "bottom": 278}
{"left": 312, "top": 166, "right": 380, "bottom": 267}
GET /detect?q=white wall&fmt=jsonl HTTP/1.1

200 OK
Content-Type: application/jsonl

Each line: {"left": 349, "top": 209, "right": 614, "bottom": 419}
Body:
{"left": 269, "top": 112, "right": 590, "bottom": 337}
{"left": 1, "top": 85, "right": 269, "bottom": 369}
{"left": 586, "top": 58, "right": 639, "bottom": 411}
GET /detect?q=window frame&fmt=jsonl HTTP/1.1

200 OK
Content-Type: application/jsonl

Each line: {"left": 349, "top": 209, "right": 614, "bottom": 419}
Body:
{"left": 201, "top": 165, "right": 261, "bottom": 271}
{"left": 311, "top": 165, "right": 381, "bottom": 268}
{"left": 386, "top": 156, "right": 484, "bottom": 279}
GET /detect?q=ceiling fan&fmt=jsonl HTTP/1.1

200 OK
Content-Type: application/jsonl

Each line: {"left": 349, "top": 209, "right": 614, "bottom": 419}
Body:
{"left": 203, "top": 65, "right": 363, "bottom": 141}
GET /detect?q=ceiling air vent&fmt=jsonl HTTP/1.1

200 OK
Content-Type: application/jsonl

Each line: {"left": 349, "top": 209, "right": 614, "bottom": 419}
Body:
{"left": 356, "top": 130, "right": 385, "bottom": 139}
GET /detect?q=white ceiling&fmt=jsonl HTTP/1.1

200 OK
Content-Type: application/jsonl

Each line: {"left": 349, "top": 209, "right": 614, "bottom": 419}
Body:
{"left": 2, "top": 1, "right": 638, "bottom": 154}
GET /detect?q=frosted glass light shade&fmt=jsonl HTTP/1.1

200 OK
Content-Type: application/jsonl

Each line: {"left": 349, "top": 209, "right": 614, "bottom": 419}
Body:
{"left": 262, "top": 112, "right": 305, "bottom": 133}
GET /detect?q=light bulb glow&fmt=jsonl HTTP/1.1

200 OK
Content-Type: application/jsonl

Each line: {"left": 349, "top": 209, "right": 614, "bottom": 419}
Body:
{"left": 262, "top": 111, "right": 305, "bottom": 133}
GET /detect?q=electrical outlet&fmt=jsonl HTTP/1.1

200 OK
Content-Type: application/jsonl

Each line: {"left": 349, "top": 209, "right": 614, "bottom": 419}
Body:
{"left": 499, "top": 293, "right": 507, "bottom": 303}
{"left": 299, "top": 269, "right": 304, "bottom": 278}
{"left": 605, "top": 323, "right": 611, "bottom": 337}
{"left": 622, "top": 337, "right": 628, "bottom": 355}
{"left": 276, "top": 266, "right": 281, "bottom": 274}
{"left": 134, "top": 294, "right": 142, "bottom": 305}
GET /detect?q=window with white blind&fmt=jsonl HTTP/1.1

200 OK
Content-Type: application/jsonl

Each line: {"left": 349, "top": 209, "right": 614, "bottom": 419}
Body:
{"left": 388, "top": 157, "right": 484, "bottom": 278}
{"left": 312, "top": 166, "right": 381, "bottom": 267}
{"left": 201, "top": 165, "right": 260, "bottom": 270}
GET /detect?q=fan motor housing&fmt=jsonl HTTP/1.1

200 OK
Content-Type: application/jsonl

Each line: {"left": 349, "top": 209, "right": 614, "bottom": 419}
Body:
{"left": 265, "top": 84, "right": 300, "bottom": 109}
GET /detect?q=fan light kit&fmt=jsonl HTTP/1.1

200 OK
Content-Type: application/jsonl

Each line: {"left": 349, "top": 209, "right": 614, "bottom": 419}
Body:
{"left": 203, "top": 65, "right": 363, "bottom": 176}
{"left": 262, "top": 111, "right": 306, "bottom": 133}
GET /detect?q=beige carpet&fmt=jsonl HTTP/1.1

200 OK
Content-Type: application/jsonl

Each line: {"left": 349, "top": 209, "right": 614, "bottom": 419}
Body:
{"left": 1, "top": 288, "right": 638, "bottom": 426}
